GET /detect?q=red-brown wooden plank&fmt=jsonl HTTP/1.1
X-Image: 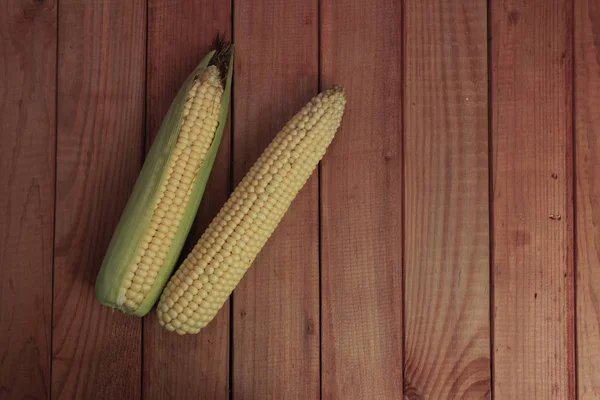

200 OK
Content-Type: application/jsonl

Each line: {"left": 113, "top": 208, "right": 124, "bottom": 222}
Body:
{"left": 143, "top": 1, "right": 231, "bottom": 398}
{"left": 320, "top": 1, "right": 403, "bottom": 398}
{"left": 232, "top": 1, "right": 320, "bottom": 398}
{"left": 490, "top": 0, "right": 575, "bottom": 397}
{"left": 52, "top": 1, "right": 146, "bottom": 398}
{"left": 575, "top": 0, "right": 600, "bottom": 397}
{"left": 0, "top": 1, "right": 56, "bottom": 398}
{"left": 403, "top": 1, "right": 491, "bottom": 398}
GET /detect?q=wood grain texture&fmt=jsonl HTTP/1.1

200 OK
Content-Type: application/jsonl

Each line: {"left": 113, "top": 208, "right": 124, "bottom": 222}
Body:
{"left": 575, "top": 0, "right": 600, "bottom": 397}
{"left": 403, "top": 1, "right": 490, "bottom": 398}
{"left": 143, "top": 1, "right": 231, "bottom": 398}
{"left": 0, "top": 1, "right": 56, "bottom": 398}
{"left": 490, "top": 0, "right": 575, "bottom": 397}
{"left": 232, "top": 1, "right": 320, "bottom": 398}
{"left": 52, "top": 1, "right": 145, "bottom": 398}
{"left": 320, "top": 1, "right": 403, "bottom": 399}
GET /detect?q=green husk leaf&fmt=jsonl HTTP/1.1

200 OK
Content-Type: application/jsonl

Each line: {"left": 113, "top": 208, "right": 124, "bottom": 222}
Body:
{"left": 95, "top": 44, "right": 234, "bottom": 316}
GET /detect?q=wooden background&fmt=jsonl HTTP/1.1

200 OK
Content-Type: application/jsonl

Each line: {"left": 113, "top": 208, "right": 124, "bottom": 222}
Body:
{"left": 1, "top": 0, "right": 599, "bottom": 399}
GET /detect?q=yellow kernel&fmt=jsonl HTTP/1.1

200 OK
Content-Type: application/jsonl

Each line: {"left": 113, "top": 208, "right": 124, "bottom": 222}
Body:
{"left": 137, "top": 262, "right": 151, "bottom": 271}
{"left": 164, "top": 298, "right": 175, "bottom": 308}
{"left": 124, "top": 299, "right": 138, "bottom": 309}
{"left": 159, "top": 303, "right": 169, "bottom": 313}
{"left": 130, "top": 283, "right": 142, "bottom": 292}
{"left": 177, "top": 314, "right": 188, "bottom": 323}
{"left": 177, "top": 297, "right": 189, "bottom": 308}
{"left": 184, "top": 292, "right": 194, "bottom": 302}
{"left": 140, "top": 255, "right": 153, "bottom": 265}
{"left": 148, "top": 243, "right": 160, "bottom": 252}
{"left": 164, "top": 323, "right": 175, "bottom": 331}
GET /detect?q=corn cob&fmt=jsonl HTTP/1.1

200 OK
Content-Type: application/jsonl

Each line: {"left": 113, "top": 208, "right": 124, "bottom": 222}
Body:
{"left": 157, "top": 87, "right": 346, "bottom": 334}
{"left": 95, "top": 42, "right": 233, "bottom": 316}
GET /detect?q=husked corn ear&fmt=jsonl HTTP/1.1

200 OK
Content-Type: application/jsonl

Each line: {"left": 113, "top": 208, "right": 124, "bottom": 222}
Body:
{"left": 95, "top": 43, "right": 234, "bottom": 316}
{"left": 120, "top": 67, "right": 223, "bottom": 311}
{"left": 157, "top": 87, "right": 346, "bottom": 334}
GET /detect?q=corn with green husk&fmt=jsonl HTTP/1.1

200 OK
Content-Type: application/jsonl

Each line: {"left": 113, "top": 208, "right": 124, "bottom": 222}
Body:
{"left": 157, "top": 87, "right": 346, "bottom": 334}
{"left": 95, "top": 40, "right": 234, "bottom": 316}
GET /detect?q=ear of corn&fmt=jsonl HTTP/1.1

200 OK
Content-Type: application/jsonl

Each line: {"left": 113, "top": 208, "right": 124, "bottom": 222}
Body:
{"left": 156, "top": 87, "right": 346, "bottom": 334}
{"left": 95, "top": 43, "right": 234, "bottom": 317}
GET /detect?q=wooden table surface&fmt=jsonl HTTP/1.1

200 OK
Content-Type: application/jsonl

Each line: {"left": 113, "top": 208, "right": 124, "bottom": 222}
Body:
{"left": 1, "top": 0, "right": 599, "bottom": 399}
